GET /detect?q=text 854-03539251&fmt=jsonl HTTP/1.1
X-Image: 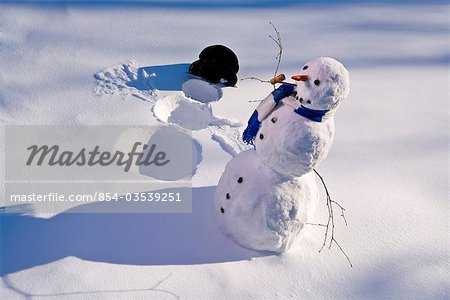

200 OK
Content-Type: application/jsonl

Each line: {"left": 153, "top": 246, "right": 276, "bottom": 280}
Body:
{"left": 125, "top": 192, "right": 182, "bottom": 202}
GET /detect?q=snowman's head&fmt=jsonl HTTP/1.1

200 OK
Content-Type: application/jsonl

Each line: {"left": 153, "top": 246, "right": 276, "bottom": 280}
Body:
{"left": 291, "top": 57, "right": 350, "bottom": 111}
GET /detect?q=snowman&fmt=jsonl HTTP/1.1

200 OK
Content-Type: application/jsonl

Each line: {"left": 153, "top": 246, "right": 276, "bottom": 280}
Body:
{"left": 215, "top": 57, "right": 350, "bottom": 253}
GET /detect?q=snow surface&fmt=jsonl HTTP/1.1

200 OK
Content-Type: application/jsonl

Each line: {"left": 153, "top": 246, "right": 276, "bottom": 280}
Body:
{"left": 152, "top": 94, "right": 238, "bottom": 130}
{"left": 1, "top": 1, "right": 449, "bottom": 299}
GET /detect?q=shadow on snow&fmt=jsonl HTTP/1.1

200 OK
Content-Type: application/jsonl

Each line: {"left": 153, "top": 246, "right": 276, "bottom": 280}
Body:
{"left": 0, "top": 186, "right": 269, "bottom": 276}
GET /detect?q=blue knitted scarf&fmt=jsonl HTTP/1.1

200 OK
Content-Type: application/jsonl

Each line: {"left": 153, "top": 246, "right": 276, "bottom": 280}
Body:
{"left": 294, "top": 105, "right": 331, "bottom": 122}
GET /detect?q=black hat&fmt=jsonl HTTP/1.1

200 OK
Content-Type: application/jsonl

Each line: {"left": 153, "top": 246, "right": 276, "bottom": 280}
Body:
{"left": 189, "top": 45, "right": 239, "bottom": 87}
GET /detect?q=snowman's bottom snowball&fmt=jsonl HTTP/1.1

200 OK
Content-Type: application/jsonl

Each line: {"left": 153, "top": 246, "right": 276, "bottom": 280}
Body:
{"left": 214, "top": 149, "right": 319, "bottom": 253}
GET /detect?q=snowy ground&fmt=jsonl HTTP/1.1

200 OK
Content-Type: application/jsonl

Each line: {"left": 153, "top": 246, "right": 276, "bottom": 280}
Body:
{"left": 1, "top": 1, "right": 449, "bottom": 299}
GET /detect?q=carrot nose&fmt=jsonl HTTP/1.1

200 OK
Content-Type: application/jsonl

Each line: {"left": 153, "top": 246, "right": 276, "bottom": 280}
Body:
{"left": 291, "top": 75, "right": 309, "bottom": 82}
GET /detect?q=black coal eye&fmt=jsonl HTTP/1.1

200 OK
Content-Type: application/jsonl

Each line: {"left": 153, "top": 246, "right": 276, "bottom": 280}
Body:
{"left": 314, "top": 79, "right": 320, "bottom": 86}
{"left": 302, "top": 65, "right": 308, "bottom": 70}
{"left": 306, "top": 100, "right": 311, "bottom": 104}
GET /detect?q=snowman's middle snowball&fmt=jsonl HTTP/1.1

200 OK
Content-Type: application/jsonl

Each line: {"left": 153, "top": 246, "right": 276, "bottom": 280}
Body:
{"left": 255, "top": 103, "right": 335, "bottom": 177}
{"left": 214, "top": 149, "right": 319, "bottom": 253}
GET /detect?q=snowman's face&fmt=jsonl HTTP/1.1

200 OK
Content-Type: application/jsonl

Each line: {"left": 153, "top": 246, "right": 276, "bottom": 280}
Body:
{"left": 292, "top": 57, "right": 350, "bottom": 110}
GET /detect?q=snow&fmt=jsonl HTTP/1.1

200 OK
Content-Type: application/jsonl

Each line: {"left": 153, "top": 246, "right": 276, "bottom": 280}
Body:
{"left": 153, "top": 94, "right": 216, "bottom": 130}
{"left": 214, "top": 149, "right": 319, "bottom": 253}
{"left": 1, "top": 1, "right": 449, "bottom": 299}
{"left": 152, "top": 94, "right": 237, "bottom": 130}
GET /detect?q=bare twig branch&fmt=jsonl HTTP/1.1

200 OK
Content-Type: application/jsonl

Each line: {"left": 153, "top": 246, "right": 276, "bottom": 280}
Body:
{"left": 313, "top": 169, "right": 353, "bottom": 267}
{"left": 241, "top": 22, "right": 284, "bottom": 89}
{"left": 269, "top": 21, "right": 283, "bottom": 79}
{"left": 332, "top": 238, "right": 353, "bottom": 268}
{"left": 240, "top": 76, "right": 270, "bottom": 83}
{"left": 306, "top": 222, "right": 327, "bottom": 227}
{"left": 331, "top": 199, "right": 348, "bottom": 225}
{"left": 318, "top": 199, "right": 332, "bottom": 253}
